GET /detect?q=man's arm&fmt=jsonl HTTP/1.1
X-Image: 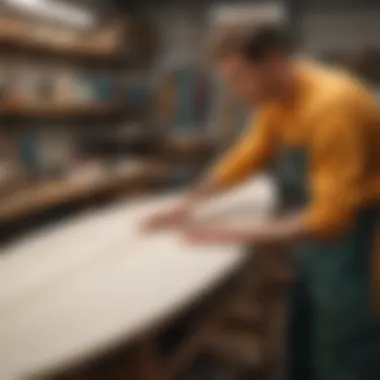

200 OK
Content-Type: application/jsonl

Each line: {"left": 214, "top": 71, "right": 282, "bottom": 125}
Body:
{"left": 143, "top": 110, "right": 277, "bottom": 230}
{"left": 175, "top": 110, "right": 277, "bottom": 209}
{"left": 185, "top": 90, "right": 366, "bottom": 244}
{"left": 206, "top": 110, "right": 276, "bottom": 191}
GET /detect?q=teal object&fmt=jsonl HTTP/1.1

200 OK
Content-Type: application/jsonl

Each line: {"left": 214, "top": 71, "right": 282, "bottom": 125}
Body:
{"left": 283, "top": 147, "right": 380, "bottom": 380}
{"left": 126, "top": 84, "right": 150, "bottom": 105}
{"left": 172, "top": 68, "right": 198, "bottom": 132}
{"left": 92, "top": 75, "right": 114, "bottom": 102}
{"left": 194, "top": 75, "right": 210, "bottom": 127}
{"left": 169, "top": 68, "right": 213, "bottom": 133}
{"left": 19, "top": 133, "right": 39, "bottom": 172}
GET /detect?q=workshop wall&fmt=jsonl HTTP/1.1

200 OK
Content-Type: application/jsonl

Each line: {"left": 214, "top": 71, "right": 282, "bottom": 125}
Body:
{"left": 302, "top": 10, "right": 380, "bottom": 54}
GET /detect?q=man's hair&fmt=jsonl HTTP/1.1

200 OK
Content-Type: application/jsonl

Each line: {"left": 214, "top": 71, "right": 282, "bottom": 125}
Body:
{"left": 211, "top": 24, "right": 291, "bottom": 63}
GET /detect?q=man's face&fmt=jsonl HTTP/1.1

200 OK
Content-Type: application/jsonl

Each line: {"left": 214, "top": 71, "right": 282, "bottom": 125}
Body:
{"left": 217, "top": 54, "right": 275, "bottom": 104}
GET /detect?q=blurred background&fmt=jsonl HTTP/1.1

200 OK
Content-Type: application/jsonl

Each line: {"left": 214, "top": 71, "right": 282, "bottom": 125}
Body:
{"left": 0, "top": 0, "right": 379, "bottom": 243}
{"left": 0, "top": 1, "right": 379, "bottom": 379}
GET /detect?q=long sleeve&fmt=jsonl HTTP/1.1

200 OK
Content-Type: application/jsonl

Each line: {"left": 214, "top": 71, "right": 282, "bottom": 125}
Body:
{"left": 209, "top": 109, "right": 277, "bottom": 189}
{"left": 304, "top": 92, "right": 366, "bottom": 238}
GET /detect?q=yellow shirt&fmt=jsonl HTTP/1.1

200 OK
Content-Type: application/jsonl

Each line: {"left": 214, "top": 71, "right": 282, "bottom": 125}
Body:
{"left": 211, "top": 61, "right": 380, "bottom": 238}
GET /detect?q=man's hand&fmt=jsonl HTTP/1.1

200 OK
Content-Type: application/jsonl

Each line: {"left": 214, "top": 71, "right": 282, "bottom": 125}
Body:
{"left": 141, "top": 203, "right": 191, "bottom": 232}
{"left": 183, "top": 215, "right": 308, "bottom": 245}
{"left": 142, "top": 179, "right": 222, "bottom": 232}
{"left": 184, "top": 223, "right": 260, "bottom": 245}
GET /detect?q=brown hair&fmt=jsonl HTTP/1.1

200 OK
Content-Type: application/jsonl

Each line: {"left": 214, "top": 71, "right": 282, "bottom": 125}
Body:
{"left": 211, "top": 23, "right": 291, "bottom": 63}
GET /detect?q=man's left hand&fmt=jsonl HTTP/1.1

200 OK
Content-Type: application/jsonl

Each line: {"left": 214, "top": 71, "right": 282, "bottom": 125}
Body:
{"left": 183, "top": 215, "right": 307, "bottom": 245}
{"left": 183, "top": 223, "right": 261, "bottom": 245}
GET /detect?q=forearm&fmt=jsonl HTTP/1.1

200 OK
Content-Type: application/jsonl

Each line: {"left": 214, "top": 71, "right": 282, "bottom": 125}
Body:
{"left": 226, "top": 214, "right": 310, "bottom": 244}
{"left": 183, "top": 176, "right": 226, "bottom": 209}
{"left": 183, "top": 117, "right": 274, "bottom": 211}
{"left": 184, "top": 213, "right": 311, "bottom": 246}
{"left": 248, "top": 214, "right": 309, "bottom": 245}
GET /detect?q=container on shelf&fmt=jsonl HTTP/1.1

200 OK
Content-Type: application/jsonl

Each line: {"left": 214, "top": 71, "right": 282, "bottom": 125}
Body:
{"left": 91, "top": 75, "right": 111, "bottom": 102}
{"left": 125, "top": 74, "right": 151, "bottom": 106}
{"left": 0, "top": 58, "right": 14, "bottom": 102}
{"left": 0, "top": 16, "right": 25, "bottom": 37}
{"left": 85, "top": 21, "right": 124, "bottom": 54}
{"left": 54, "top": 65, "right": 76, "bottom": 104}
{"left": 73, "top": 73, "right": 93, "bottom": 103}
{"left": 35, "top": 129, "right": 78, "bottom": 177}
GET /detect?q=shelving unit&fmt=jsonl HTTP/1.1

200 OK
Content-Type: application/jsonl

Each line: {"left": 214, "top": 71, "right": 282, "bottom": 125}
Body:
{"left": 0, "top": 29, "right": 120, "bottom": 58}
{"left": 0, "top": 102, "right": 123, "bottom": 117}
{"left": 0, "top": 160, "right": 172, "bottom": 225}
{"left": 0, "top": 11, "right": 173, "bottom": 241}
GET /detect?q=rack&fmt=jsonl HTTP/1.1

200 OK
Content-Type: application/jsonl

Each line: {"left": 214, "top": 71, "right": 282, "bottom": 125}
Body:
{"left": 0, "top": 14, "right": 126, "bottom": 58}
{"left": 0, "top": 13, "right": 173, "bottom": 234}
{"left": 0, "top": 102, "right": 123, "bottom": 117}
{"left": 0, "top": 161, "right": 172, "bottom": 225}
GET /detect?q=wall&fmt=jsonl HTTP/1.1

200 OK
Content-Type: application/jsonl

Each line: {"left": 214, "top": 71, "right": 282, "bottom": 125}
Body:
{"left": 301, "top": 9, "right": 380, "bottom": 54}
{"left": 143, "top": 4, "right": 207, "bottom": 72}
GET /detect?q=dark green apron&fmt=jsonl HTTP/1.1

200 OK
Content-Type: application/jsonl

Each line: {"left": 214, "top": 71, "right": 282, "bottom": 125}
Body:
{"left": 283, "top": 148, "right": 380, "bottom": 380}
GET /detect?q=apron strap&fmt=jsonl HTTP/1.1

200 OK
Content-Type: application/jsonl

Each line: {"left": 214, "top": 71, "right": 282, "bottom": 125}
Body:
{"left": 372, "top": 219, "right": 380, "bottom": 313}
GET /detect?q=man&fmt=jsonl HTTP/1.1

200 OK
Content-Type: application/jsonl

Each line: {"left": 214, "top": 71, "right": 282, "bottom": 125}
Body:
{"left": 144, "top": 25, "right": 380, "bottom": 380}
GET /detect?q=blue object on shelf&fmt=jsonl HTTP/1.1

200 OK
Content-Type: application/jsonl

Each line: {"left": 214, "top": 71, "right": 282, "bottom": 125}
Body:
{"left": 126, "top": 84, "right": 151, "bottom": 105}
{"left": 169, "top": 67, "right": 213, "bottom": 133}
{"left": 92, "top": 75, "right": 114, "bottom": 101}
{"left": 19, "top": 133, "right": 39, "bottom": 172}
{"left": 194, "top": 74, "right": 212, "bottom": 128}
{"left": 173, "top": 68, "right": 196, "bottom": 131}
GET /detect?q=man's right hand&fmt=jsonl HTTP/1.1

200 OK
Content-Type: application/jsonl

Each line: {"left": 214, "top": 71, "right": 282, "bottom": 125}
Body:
{"left": 141, "top": 179, "right": 220, "bottom": 232}
{"left": 141, "top": 203, "right": 191, "bottom": 232}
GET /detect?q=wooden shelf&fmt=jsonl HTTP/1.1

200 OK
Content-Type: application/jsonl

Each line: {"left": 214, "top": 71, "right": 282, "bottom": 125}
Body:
{"left": 159, "top": 135, "right": 216, "bottom": 162}
{"left": 0, "top": 161, "right": 172, "bottom": 224}
{"left": 0, "top": 102, "right": 123, "bottom": 117}
{"left": 0, "top": 28, "right": 123, "bottom": 61}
